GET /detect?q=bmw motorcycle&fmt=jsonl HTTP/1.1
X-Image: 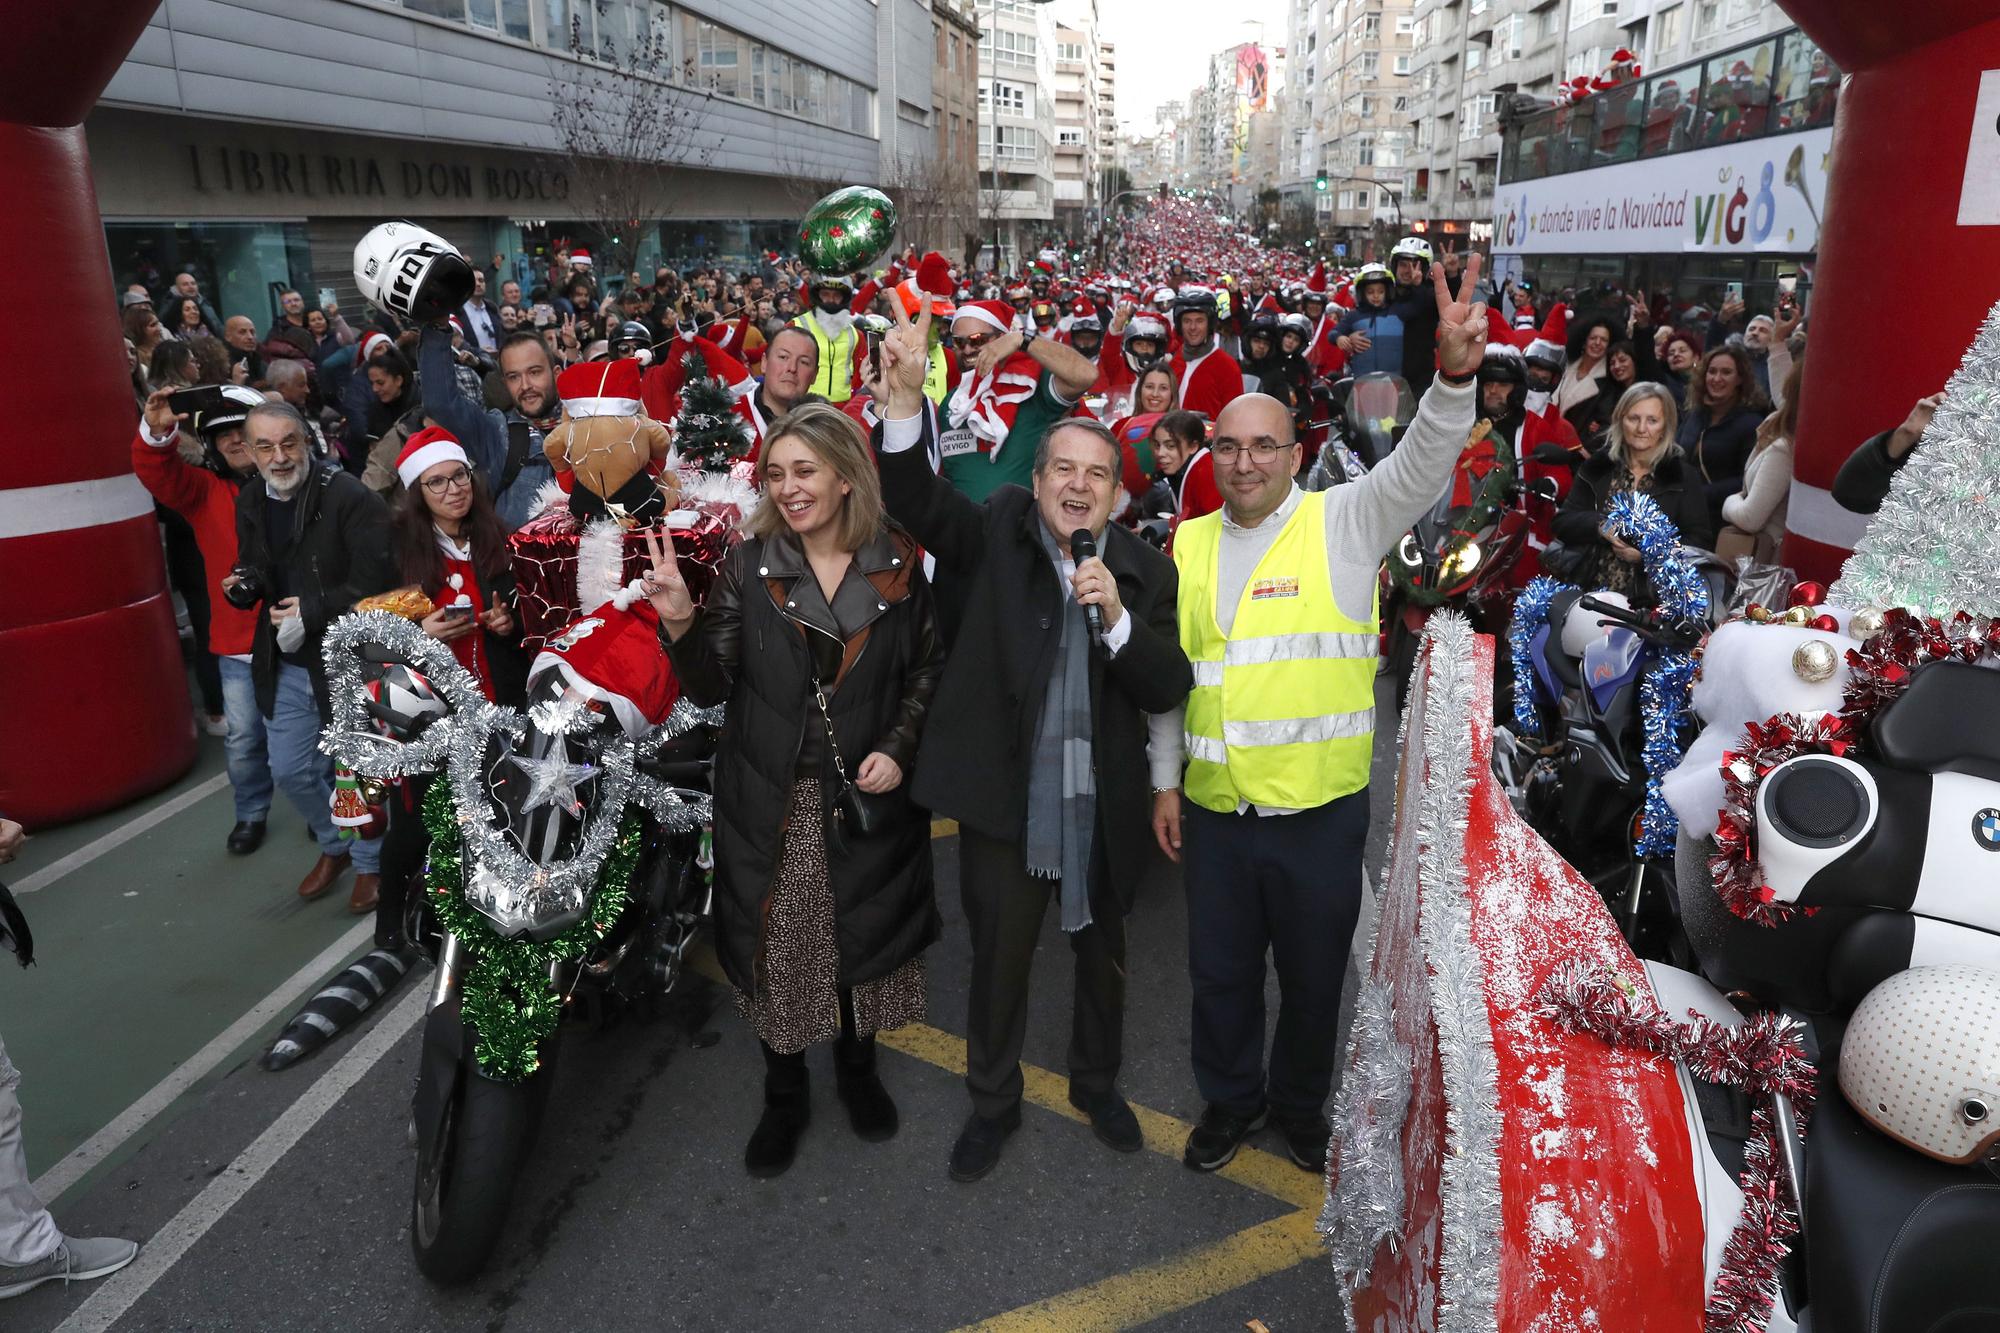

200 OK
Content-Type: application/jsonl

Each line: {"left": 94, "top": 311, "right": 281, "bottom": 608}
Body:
{"left": 321, "top": 610, "right": 716, "bottom": 1284}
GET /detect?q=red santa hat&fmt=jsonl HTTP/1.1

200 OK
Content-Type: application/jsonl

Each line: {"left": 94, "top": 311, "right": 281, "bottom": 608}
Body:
{"left": 531, "top": 603, "right": 679, "bottom": 739}
{"left": 556, "top": 357, "right": 645, "bottom": 418}
{"left": 395, "top": 426, "right": 470, "bottom": 490}
{"left": 952, "top": 299, "right": 1017, "bottom": 335}
{"left": 359, "top": 331, "right": 394, "bottom": 363}
{"left": 1304, "top": 262, "right": 1328, "bottom": 297}
{"left": 570, "top": 249, "right": 593, "bottom": 268}
{"left": 894, "top": 251, "right": 957, "bottom": 320}
{"left": 1068, "top": 298, "right": 1101, "bottom": 330}
{"left": 1524, "top": 303, "right": 1570, "bottom": 365}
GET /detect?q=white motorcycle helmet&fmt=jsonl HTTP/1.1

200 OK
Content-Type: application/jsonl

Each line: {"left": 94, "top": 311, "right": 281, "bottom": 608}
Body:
{"left": 1389, "top": 236, "right": 1434, "bottom": 267}
{"left": 1840, "top": 965, "right": 2000, "bottom": 1164}
{"left": 1560, "top": 589, "right": 1629, "bottom": 659}
{"left": 353, "top": 220, "right": 475, "bottom": 322}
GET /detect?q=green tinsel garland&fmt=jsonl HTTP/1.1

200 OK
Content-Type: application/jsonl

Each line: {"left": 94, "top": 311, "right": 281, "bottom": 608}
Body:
{"left": 421, "top": 779, "right": 643, "bottom": 1081}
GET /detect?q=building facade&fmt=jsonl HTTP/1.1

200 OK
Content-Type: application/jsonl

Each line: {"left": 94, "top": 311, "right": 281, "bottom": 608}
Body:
{"left": 1052, "top": 5, "right": 1103, "bottom": 236}
{"left": 926, "top": 0, "right": 983, "bottom": 263}
{"left": 1284, "top": 0, "right": 1416, "bottom": 259}
{"left": 92, "top": 0, "right": 935, "bottom": 324}
{"left": 977, "top": 0, "right": 1059, "bottom": 268}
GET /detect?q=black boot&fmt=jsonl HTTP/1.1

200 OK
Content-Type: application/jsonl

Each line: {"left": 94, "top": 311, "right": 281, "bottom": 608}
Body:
{"left": 835, "top": 1033, "right": 899, "bottom": 1142}
{"left": 745, "top": 1046, "right": 810, "bottom": 1178}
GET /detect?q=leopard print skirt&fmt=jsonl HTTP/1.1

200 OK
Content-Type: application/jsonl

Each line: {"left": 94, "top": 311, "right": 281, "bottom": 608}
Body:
{"left": 737, "top": 779, "right": 926, "bottom": 1055}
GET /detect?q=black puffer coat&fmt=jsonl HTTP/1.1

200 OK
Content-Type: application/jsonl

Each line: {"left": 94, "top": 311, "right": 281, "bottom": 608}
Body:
{"left": 664, "top": 525, "right": 943, "bottom": 996}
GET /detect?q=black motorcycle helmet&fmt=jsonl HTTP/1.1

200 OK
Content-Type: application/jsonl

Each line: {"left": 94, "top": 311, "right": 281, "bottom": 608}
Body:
{"left": 1477, "top": 347, "right": 1528, "bottom": 418}
{"left": 193, "top": 384, "right": 266, "bottom": 479}
{"left": 612, "top": 319, "right": 652, "bottom": 358}
{"left": 1245, "top": 312, "right": 1281, "bottom": 360}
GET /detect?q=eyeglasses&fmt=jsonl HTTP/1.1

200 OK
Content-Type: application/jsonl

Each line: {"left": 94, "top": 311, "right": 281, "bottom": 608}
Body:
{"left": 421, "top": 466, "right": 474, "bottom": 496}
{"left": 249, "top": 437, "right": 306, "bottom": 457}
{"left": 1209, "top": 441, "right": 1289, "bottom": 464}
{"left": 950, "top": 334, "right": 997, "bottom": 351}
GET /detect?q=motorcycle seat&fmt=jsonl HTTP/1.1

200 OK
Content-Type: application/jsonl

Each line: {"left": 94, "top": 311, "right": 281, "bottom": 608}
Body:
{"left": 1869, "top": 661, "right": 2000, "bottom": 782}
{"left": 1805, "top": 1064, "right": 2000, "bottom": 1333}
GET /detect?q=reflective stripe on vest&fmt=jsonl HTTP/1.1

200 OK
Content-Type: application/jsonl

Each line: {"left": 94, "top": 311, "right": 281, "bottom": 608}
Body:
{"left": 794, "top": 314, "right": 856, "bottom": 403}
{"left": 1173, "top": 491, "right": 1378, "bottom": 812}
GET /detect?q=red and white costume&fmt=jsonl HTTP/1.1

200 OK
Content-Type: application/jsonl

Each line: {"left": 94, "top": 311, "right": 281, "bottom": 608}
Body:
{"left": 1171, "top": 344, "right": 1246, "bottom": 421}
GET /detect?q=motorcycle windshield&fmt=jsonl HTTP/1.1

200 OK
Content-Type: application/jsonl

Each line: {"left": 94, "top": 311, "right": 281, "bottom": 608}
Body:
{"left": 1583, "top": 628, "right": 1644, "bottom": 712}
{"left": 1346, "top": 373, "right": 1415, "bottom": 458}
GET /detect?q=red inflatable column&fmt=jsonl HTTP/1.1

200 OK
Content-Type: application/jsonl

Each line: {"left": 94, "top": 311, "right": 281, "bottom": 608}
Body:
{"left": 0, "top": 1, "right": 195, "bottom": 827}
{"left": 1781, "top": 1, "right": 2000, "bottom": 583}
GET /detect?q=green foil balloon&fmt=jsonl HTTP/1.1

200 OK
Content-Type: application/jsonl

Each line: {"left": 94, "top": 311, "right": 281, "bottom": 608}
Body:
{"left": 798, "top": 186, "right": 898, "bottom": 276}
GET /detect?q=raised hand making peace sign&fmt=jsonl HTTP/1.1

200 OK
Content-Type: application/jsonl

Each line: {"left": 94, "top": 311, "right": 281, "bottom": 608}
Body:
{"left": 640, "top": 528, "right": 697, "bottom": 638}
{"left": 879, "top": 292, "right": 934, "bottom": 419}
{"left": 1433, "top": 251, "right": 1490, "bottom": 378}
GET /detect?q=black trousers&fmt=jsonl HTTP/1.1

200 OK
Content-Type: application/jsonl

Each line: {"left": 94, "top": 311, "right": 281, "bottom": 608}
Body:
{"left": 959, "top": 824, "right": 1124, "bottom": 1120}
{"left": 1181, "top": 790, "right": 1369, "bottom": 1120}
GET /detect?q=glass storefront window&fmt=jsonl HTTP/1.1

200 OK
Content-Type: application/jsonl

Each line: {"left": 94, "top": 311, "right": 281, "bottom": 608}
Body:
{"left": 104, "top": 222, "right": 312, "bottom": 330}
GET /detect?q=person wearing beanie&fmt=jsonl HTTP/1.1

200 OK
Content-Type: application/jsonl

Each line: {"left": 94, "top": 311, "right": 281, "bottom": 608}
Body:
{"left": 228, "top": 396, "right": 397, "bottom": 911}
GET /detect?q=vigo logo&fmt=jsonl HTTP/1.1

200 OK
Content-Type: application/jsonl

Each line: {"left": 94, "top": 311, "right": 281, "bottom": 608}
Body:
{"left": 1974, "top": 808, "right": 2000, "bottom": 850}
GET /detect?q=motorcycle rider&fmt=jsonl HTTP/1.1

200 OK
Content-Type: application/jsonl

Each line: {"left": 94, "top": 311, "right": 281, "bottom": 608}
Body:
{"left": 1331, "top": 265, "right": 1402, "bottom": 378}
{"left": 1168, "top": 288, "right": 1246, "bottom": 420}
{"left": 792, "top": 274, "right": 864, "bottom": 404}
{"left": 1386, "top": 236, "right": 1445, "bottom": 398}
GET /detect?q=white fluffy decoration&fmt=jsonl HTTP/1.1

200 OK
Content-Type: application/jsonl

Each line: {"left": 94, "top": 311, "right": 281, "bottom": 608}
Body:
{"left": 574, "top": 518, "right": 629, "bottom": 614}
{"left": 672, "top": 462, "right": 759, "bottom": 522}
{"left": 1660, "top": 614, "right": 1858, "bottom": 838}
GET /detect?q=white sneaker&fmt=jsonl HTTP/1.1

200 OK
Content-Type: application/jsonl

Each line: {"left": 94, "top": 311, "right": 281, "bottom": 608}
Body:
{"left": 0, "top": 1235, "right": 140, "bottom": 1299}
{"left": 201, "top": 713, "right": 229, "bottom": 737}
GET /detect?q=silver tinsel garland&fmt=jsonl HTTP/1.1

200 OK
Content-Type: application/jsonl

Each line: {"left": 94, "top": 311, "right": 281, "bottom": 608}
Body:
{"left": 1834, "top": 296, "right": 2000, "bottom": 618}
{"left": 319, "top": 610, "right": 718, "bottom": 938}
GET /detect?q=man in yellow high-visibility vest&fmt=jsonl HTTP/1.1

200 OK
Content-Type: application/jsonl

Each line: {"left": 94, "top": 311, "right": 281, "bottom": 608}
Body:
{"left": 1154, "top": 255, "right": 1493, "bottom": 1175}
{"left": 792, "top": 273, "right": 863, "bottom": 403}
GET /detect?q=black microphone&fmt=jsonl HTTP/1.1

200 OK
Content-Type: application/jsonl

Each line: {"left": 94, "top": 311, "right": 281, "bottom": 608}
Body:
{"left": 1070, "top": 528, "right": 1104, "bottom": 641}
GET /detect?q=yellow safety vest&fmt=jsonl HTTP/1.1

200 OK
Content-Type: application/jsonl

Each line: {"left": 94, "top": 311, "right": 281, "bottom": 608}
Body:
{"left": 925, "top": 341, "right": 949, "bottom": 405}
{"left": 794, "top": 313, "right": 856, "bottom": 403}
{"left": 1173, "top": 491, "right": 1378, "bottom": 813}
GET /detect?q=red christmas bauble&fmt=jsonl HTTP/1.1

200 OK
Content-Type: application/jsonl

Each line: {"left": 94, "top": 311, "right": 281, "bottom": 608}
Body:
{"left": 1788, "top": 580, "right": 1827, "bottom": 608}
{"left": 1810, "top": 614, "right": 1840, "bottom": 633}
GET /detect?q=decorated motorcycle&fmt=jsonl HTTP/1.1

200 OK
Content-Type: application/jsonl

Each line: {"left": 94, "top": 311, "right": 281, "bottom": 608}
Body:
{"left": 321, "top": 593, "right": 717, "bottom": 1284}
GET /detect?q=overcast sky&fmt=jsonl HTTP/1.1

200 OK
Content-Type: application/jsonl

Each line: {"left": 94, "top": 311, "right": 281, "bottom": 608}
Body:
{"left": 1098, "top": 0, "right": 1290, "bottom": 136}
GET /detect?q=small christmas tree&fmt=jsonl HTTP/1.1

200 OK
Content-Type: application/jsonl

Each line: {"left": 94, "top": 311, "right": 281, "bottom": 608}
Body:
{"left": 672, "top": 350, "right": 752, "bottom": 473}
{"left": 1834, "top": 298, "right": 2000, "bottom": 618}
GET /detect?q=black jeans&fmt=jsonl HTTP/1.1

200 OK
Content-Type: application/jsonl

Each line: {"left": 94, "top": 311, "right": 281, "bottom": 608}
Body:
{"left": 1181, "top": 790, "right": 1369, "bottom": 1120}
{"left": 958, "top": 825, "right": 1124, "bottom": 1120}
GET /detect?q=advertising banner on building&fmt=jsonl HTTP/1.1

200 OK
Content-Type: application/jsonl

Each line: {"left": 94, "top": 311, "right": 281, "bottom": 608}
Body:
{"left": 1492, "top": 126, "right": 1832, "bottom": 256}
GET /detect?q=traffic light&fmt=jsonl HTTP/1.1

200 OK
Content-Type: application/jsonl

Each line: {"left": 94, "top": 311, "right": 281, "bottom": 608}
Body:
{"left": 1157, "top": 181, "right": 1169, "bottom": 199}
{"left": 1314, "top": 170, "right": 1328, "bottom": 193}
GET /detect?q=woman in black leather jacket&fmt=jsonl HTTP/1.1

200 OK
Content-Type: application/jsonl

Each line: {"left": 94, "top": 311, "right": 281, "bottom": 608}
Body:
{"left": 645, "top": 403, "right": 944, "bottom": 1179}
{"left": 1552, "top": 381, "right": 1715, "bottom": 602}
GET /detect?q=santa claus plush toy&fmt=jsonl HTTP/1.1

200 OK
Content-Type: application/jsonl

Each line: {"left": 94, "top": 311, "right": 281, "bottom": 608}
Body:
{"left": 535, "top": 521, "right": 682, "bottom": 739}
{"left": 543, "top": 358, "right": 678, "bottom": 526}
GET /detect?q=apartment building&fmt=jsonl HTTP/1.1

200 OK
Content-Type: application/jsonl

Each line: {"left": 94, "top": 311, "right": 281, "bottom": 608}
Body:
{"left": 977, "top": 0, "right": 1060, "bottom": 266}
{"left": 1052, "top": 2, "right": 1103, "bottom": 234}
{"left": 1286, "top": 0, "right": 1417, "bottom": 258}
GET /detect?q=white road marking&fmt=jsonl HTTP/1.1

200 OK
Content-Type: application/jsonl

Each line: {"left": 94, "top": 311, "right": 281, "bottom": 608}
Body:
{"left": 55, "top": 982, "right": 429, "bottom": 1333}
{"left": 32, "top": 919, "right": 375, "bottom": 1203}
{"left": 12, "top": 774, "right": 231, "bottom": 895}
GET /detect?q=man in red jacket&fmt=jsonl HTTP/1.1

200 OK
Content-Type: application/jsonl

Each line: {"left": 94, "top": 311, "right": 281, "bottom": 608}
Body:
{"left": 1168, "top": 289, "right": 1245, "bottom": 421}
{"left": 132, "top": 386, "right": 273, "bottom": 856}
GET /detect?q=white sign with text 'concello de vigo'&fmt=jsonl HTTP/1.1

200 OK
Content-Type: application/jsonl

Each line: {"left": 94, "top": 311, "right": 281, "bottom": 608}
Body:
{"left": 1958, "top": 69, "right": 2000, "bottom": 226}
{"left": 1492, "top": 126, "right": 1832, "bottom": 256}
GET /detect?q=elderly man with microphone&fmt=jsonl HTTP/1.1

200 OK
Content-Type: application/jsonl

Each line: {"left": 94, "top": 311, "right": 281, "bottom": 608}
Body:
{"left": 870, "top": 296, "right": 1193, "bottom": 1185}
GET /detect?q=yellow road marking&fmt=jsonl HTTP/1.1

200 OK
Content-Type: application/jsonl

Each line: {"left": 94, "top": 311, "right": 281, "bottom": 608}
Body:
{"left": 950, "top": 1208, "right": 1324, "bottom": 1333}
{"left": 931, "top": 817, "right": 959, "bottom": 838}
{"left": 876, "top": 1022, "right": 1320, "bottom": 1212}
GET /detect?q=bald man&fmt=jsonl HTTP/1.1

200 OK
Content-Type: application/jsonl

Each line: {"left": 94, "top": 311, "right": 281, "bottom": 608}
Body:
{"left": 1158, "top": 258, "right": 1494, "bottom": 1175}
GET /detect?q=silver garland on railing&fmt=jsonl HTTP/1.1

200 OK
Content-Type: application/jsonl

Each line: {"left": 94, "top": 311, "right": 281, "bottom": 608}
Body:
{"left": 319, "top": 610, "right": 718, "bottom": 937}
{"left": 1409, "top": 612, "right": 1504, "bottom": 1331}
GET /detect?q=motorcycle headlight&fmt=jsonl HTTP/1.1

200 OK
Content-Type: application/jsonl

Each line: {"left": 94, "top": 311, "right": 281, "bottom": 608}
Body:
{"left": 1397, "top": 533, "right": 1423, "bottom": 567}
{"left": 1440, "top": 539, "right": 1483, "bottom": 582}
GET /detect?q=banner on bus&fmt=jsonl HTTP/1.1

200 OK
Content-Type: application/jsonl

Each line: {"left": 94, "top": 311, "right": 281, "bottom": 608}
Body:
{"left": 1492, "top": 127, "right": 1831, "bottom": 257}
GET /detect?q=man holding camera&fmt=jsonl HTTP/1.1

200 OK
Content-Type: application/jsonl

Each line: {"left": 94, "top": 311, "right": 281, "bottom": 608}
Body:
{"left": 229, "top": 399, "right": 396, "bottom": 911}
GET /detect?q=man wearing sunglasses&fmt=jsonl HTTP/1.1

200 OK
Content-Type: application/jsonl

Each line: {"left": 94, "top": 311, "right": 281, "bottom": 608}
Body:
{"left": 933, "top": 300, "right": 1099, "bottom": 504}
{"left": 229, "top": 399, "right": 397, "bottom": 908}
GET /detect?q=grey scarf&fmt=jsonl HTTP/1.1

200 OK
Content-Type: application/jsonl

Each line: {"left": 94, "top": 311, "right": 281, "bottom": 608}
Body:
{"left": 1023, "top": 525, "right": 1097, "bottom": 932}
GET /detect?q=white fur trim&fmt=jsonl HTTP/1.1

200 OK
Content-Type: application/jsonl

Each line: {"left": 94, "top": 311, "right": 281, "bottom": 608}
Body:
{"left": 397, "top": 439, "right": 469, "bottom": 489}
{"left": 952, "top": 305, "right": 1011, "bottom": 335}
{"left": 563, "top": 395, "right": 642, "bottom": 419}
{"left": 532, "top": 656, "right": 647, "bottom": 738}
{"left": 575, "top": 518, "right": 627, "bottom": 613}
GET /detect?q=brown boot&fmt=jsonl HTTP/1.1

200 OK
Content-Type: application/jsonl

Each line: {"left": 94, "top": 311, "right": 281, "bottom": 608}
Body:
{"left": 296, "top": 852, "right": 350, "bottom": 901}
{"left": 348, "top": 872, "right": 380, "bottom": 915}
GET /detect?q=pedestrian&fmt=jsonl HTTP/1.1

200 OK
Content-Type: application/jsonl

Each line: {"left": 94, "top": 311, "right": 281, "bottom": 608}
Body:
{"left": 1552, "top": 382, "right": 1714, "bottom": 597}
{"left": 1719, "top": 353, "right": 1803, "bottom": 564}
{"left": 418, "top": 323, "right": 562, "bottom": 531}
{"left": 933, "top": 299, "right": 1100, "bottom": 503}
{"left": 1678, "top": 343, "right": 1768, "bottom": 529}
{"left": 348, "top": 345, "right": 422, "bottom": 498}
{"left": 229, "top": 399, "right": 397, "bottom": 912}
{"left": 1157, "top": 258, "right": 1490, "bottom": 1175}
{"left": 646, "top": 403, "right": 944, "bottom": 1177}
{"left": 0, "top": 821, "right": 141, "bottom": 1301}
{"left": 1832, "top": 390, "right": 1944, "bottom": 516}
{"left": 872, "top": 297, "right": 1194, "bottom": 1184}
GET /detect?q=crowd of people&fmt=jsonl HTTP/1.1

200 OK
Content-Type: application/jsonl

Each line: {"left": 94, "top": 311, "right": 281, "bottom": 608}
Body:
{"left": 2, "top": 188, "right": 1945, "bottom": 1299}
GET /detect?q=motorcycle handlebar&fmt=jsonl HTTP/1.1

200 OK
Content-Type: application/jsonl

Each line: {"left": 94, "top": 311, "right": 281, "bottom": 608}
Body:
{"left": 1578, "top": 596, "right": 1707, "bottom": 649}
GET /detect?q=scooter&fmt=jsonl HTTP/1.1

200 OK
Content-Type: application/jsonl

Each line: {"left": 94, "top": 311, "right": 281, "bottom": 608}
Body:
{"left": 321, "top": 609, "right": 716, "bottom": 1285}
{"left": 1326, "top": 613, "right": 2000, "bottom": 1331}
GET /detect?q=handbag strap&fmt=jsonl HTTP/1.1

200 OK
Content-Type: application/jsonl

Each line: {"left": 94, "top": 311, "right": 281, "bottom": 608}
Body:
{"left": 809, "top": 671, "right": 853, "bottom": 795}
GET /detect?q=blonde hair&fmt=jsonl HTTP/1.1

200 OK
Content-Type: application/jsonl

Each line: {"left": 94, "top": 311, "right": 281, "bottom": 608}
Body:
{"left": 1604, "top": 382, "right": 1681, "bottom": 466}
{"left": 743, "top": 402, "right": 884, "bottom": 552}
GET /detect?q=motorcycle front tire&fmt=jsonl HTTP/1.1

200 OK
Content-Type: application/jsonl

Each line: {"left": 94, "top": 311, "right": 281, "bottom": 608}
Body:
{"left": 410, "top": 1036, "right": 556, "bottom": 1284}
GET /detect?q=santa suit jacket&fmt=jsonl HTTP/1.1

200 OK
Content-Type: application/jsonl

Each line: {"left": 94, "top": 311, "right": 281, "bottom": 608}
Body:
{"left": 874, "top": 409, "right": 1193, "bottom": 910}
{"left": 1170, "top": 345, "right": 1246, "bottom": 421}
{"left": 131, "top": 426, "right": 259, "bottom": 656}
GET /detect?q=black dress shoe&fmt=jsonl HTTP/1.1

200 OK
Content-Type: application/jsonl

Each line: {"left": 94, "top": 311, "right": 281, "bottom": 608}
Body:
{"left": 1182, "top": 1102, "right": 1268, "bottom": 1172}
{"left": 1069, "top": 1086, "right": 1143, "bottom": 1153}
{"left": 1272, "top": 1111, "right": 1332, "bottom": 1173}
{"left": 745, "top": 1074, "right": 811, "bottom": 1178}
{"left": 948, "top": 1105, "right": 1023, "bottom": 1183}
{"left": 835, "top": 1036, "right": 899, "bottom": 1142}
{"left": 225, "top": 820, "right": 267, "bottom": 855}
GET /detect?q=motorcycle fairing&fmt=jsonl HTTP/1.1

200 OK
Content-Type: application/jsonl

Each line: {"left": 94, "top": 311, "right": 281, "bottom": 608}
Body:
{"left": 1583, "top": 628, "right": 1644, "bottom": 713}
